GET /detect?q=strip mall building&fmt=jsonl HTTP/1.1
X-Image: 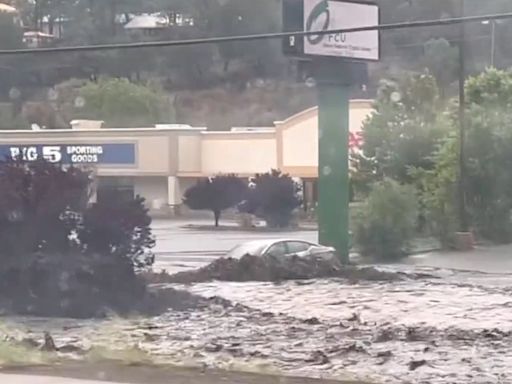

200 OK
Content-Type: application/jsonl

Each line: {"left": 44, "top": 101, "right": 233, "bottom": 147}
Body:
{"left": 0, "top": 100, "right": 373, "bottom": 216}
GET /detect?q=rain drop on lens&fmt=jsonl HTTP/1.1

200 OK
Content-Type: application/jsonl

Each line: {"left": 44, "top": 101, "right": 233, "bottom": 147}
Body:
{"left": 390, "top": 91, "right": 402, "bottom": 102}
{"left": 8, "top": 87, "right": 20, "bottom": 100}
{"left": 305, "top": 77, "right": 317, "bottom": 88}
{"left": 74, "top": 96, "right": 85, "bottom": 108}
{"left": 323, "top": 166, "right": 332, "bottom": 176}
{"left": 48, "top": 88, "right": 58, "bottom": 101}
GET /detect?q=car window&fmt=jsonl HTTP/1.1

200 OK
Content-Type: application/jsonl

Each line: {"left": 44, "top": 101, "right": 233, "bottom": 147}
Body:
{"left": 265, "top": 242, "right": 287, "bottom": 257}
{"left": 226, "top": 242, "right": 268, "bottom": 259}
{"left": 286, "top": 241, "right": 312, "bottom": 255}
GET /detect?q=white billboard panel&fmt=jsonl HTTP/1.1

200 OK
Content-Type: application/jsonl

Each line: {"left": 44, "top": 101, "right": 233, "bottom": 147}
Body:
{"left": 303, "top": 0, "right": 379, "bottom": 60}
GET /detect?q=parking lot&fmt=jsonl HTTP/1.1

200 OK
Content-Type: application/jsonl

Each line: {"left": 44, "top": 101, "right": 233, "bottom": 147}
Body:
{"left": 152, "top": 219, "right": 317, "bottom": 273}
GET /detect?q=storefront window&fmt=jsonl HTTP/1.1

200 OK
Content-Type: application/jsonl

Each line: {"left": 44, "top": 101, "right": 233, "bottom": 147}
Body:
{"left": 96, "top": 176, "right": 134, "bottom": 203}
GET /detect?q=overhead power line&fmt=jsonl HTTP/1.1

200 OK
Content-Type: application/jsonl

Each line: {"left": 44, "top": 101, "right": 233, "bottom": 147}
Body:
{"left": 1, "top": 12, "right": 512, "bottom": 55}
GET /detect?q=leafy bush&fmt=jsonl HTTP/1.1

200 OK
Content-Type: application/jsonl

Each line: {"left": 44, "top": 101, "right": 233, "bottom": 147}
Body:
{"left": 410, "top": 136, "right": 459, "bottom": 248}
{"left": 354, "top": 179, "right": 418, "bottom": 261}
{"left": 0, "top": 159, "right": 155, "bottom": 317}
{"left": 183, "top": 174, "right": 248, "bottom": 227}
{"left": 239, "top": 169, "right": 302, "bottom": 228}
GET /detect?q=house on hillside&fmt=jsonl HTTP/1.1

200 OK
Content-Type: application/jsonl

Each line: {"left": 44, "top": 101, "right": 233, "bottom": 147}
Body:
{"left": 123, "top": 12, "right": 194, "bottom": 37}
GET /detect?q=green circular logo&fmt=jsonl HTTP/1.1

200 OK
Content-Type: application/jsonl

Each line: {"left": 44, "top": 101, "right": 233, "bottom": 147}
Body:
{"left": 306, "top": 0, "right": 330, "bottom": 45}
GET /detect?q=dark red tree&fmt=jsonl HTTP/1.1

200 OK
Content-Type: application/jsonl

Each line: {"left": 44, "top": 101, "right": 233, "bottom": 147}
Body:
{"left": 239, "top": 169, "right": 302, "bottom": 228}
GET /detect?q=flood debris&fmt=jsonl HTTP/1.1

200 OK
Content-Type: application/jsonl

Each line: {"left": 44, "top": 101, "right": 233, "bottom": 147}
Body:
{"left": 41, "top": 332, "right": 57, "bottom": 352}
{"left": 408, "top": 359, "right": 428, "bottom": 371}
{"left": 154, "top": 254, "right": 404, "bottom": 284}
{"left": 305, "top": 350, "right": 330, "bottom": 365}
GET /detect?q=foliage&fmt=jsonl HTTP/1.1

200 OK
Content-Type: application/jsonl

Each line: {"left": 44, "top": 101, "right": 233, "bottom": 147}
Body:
{"left": 463, "top": 69, "right": 512, "bottom": 242}
{"left": 0, "top": 159, "right": 155, "bottom": 317}
{"left": 409, "top": 68, "right": 512, "bottom": 244}
{"left": 421, "top": 38, "right": 459, "bottom": 97}
{"left": 410, "top": 136, "right": 458, "bottom": 247}
{"left": 354, "top": 179, "right": 418, "bottom": 261}
{"left": 183, "top": 174, "right": 248, "bottom": 227}
{"left": 76, "top": 78, "right": 172, "bottom": 127}
{"left": 465, "top": 67, "right": 512, "bottom": 107}
{"left": 355, "top": 72, "right": 450, "bottom": 185}
{"left": 79, "top": 194, "right": 155, "bottom": 268}
{"left": 239, "top": 169, "right": 302, "bottom": 228}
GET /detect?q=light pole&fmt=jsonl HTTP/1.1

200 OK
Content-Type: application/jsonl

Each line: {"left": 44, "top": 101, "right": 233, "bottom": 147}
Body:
{"left": 457, "top": 0, "right": 469, "bottom": 233}
{"left": 482, "top": 19, "right": 500, "bottom": 67}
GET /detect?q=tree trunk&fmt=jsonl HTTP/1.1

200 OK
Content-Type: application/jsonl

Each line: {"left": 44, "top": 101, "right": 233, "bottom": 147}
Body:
{"left": 214, "top": 210, "right": 221, "bottom": 227}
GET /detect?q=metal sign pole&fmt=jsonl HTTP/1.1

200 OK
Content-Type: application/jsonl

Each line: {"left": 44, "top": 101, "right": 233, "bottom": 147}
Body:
{"left": 283, "top": 0, "right": 378, "bottom": 262}
{"left": 315, "top": 60, "right": 351, "bottom": 262}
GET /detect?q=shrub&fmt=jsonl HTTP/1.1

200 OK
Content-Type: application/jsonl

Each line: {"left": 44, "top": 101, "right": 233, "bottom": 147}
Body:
{"left": 239, "top": 169, "right": 302, "bottom": 228}
{"left": 0, "top": 159, "right": 155, "bottom": 318}
{"left": 354, "top": 179, "right": 418, "bottom": 261}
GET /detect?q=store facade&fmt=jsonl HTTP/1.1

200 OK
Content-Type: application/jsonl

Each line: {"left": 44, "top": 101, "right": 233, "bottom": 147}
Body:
{"left": 0, "top": 100, "right": 373, "bottom": 216}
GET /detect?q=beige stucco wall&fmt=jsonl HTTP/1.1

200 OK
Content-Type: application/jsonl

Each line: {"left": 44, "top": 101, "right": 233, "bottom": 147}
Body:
{"left": 276, "top": 100, "right": 373, "bottom": 177}
{"left": 178, "top": 135, "right": 202, "bottom": 174}
{"left": 200, "top": 133, "right": 277, "bottom": 176}
{"left": 280, "top": 111, "right": 318, "bottom": 168}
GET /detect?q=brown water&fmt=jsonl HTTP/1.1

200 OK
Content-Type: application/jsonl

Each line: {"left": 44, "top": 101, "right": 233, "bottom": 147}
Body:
{"left": 2, "top": 267, "right": 512, "bottom": 384}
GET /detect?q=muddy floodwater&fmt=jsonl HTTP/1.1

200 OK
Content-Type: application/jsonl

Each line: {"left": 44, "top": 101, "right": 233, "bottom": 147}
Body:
{"left": 2, "top": 265, "right": 512, "bottom": 384}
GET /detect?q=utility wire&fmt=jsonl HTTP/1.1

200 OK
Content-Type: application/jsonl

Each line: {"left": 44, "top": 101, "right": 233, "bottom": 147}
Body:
{"left": 1, "top": 12, "right": 512, "bottom": 55}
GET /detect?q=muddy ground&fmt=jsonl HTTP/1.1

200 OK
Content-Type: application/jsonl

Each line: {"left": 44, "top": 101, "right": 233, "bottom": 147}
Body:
{"left": 0, "top": 256, "right": 511, "bottom": 384}
{"left": 1, "top": 363, "right": 367, "bottom": 384}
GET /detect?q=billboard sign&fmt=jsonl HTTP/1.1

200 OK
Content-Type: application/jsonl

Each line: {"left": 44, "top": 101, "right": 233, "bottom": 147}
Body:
{"left": 283, "top": 0, "right": 379, "bottom": 61}
{"left": 0, "top": 143, "right": 136, "bottom": 165}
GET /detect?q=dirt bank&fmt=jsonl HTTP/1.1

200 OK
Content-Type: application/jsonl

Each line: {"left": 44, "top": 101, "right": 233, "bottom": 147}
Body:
{"left": 2, "top": 363, "right": 368, "bottom": 384}
{"left": 146, "top": 254, "right": 408, "bottom": 284}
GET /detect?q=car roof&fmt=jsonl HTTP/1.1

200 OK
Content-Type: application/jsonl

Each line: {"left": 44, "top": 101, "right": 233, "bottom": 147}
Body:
{"left": 237, "top": 239, "right": 318, "bottom": 248}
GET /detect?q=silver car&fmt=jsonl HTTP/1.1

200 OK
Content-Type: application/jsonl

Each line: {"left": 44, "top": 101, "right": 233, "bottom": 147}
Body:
{"left": 225, "top": 239, "right": 336, "bottom": 260}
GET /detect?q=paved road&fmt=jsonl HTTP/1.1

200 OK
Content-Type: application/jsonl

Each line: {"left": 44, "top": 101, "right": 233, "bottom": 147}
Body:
{"left": 405, "top": 244, "right": 512, "bottom": 274}
{"left": 152, "top": 219, "right": 317, "bottom": 273}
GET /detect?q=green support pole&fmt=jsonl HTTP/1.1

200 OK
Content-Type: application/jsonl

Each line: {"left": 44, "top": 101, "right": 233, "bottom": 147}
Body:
{"left": 315, "top": 60, "right": 351, "bottom": 263}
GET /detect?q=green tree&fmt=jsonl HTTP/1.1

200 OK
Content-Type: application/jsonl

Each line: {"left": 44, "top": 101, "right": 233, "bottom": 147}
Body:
{"left": 421, "top": 38, "right": 459, "bottom": 98}
{"left": 76, "top": 77, "right": 173, "bottom": 127}
{"left": 354, "top": 179, "right": 418, "bottom": 261}
{"left": 463, "top": 68, "right": 512, "bottom": 242}
{"left": 410, "top": 135, "right": 458, "bottom": 247}
{"left": 412, "top": 68, "right": 512, "bottom": 244}
{"left": 356, "top": 72, "right": 450, "bottom": 185}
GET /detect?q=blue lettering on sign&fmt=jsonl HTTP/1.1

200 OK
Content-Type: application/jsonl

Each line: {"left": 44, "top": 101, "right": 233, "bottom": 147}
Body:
{"left": 0, "top": 144, "right": 136, "bottom": 165}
